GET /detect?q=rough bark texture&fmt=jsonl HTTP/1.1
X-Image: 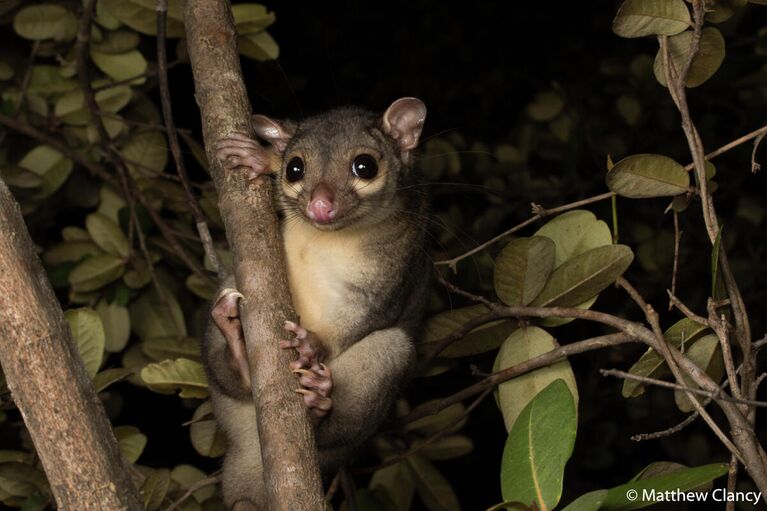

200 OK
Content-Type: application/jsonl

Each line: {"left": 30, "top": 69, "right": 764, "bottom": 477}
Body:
{"left": 183, "top": 1, "right": 325, "bottom": 509}
{"left": 0, "top": 178, "right": 142, "bottom": 511}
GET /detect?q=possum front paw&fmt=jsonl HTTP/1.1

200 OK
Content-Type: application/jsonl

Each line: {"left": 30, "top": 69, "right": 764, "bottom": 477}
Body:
{"left": 294, "top": 364, "right": 333, "bottom": 418}
{"left": 215, "top": 133, "right": 272, "bottom": 180}
{"left": 280, "top": 321, "right": 333, "bottom": 417}
{"left": 280, "top": 321, "right": 328, "bottom": 371}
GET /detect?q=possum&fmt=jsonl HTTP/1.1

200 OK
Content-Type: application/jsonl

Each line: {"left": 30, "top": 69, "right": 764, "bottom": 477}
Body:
{"left": 202, "top": 98, "right": 431, "bottom": 510}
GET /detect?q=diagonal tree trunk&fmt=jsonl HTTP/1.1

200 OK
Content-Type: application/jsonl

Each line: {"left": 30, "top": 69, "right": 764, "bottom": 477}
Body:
{"left": 0, "top": 177, "right": 142, "bottom": 511}
{"left": 183, "top": 1, "right": 325, "bottom": 509}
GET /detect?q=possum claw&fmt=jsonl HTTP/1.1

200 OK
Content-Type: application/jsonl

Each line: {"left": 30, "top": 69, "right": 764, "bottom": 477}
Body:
{"left": 295, "top": 388, "right": 332, "bottom": 417}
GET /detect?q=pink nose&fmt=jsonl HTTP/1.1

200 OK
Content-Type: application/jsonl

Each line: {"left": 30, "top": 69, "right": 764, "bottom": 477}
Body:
{"left": 307, "top": 183, "right": 336, "bottom": 224}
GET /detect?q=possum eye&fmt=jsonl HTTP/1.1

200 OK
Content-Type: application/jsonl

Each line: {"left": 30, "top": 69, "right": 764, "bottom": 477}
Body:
{"left": 285, "top": 157, "right": 305, "bottom": 182}
{"left": 351, "top": 154, "right": 378, "bottom": 180}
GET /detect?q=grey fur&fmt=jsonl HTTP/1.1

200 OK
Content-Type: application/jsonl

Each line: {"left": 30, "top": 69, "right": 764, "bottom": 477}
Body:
{"left": 203, "top": 99, "right": 430, "bottom": 509}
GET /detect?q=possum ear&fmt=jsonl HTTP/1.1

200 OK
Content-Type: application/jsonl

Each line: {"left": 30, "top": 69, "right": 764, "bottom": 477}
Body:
{"left": 252, "top": 115, "right": 295, "bottom": 152}
{"left": 382, "top": 97, "right": 427, "bottom": 151}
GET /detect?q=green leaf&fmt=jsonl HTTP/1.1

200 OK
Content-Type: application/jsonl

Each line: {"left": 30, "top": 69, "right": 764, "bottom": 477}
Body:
{"left": 0, "top": 166, "right": 43, "bottom": 189}
{"left": 674, "top": 334, "right": 724, "bottom": 412}
{"left": 114, "top": 425, "right": 147, "bottom": 464}
{"left": 190, "top": 401, "right": 227, "bottom": 458}
{"left": 238, "top": 31, "right": 280, "bottom": 61}
{"left": 494, "top": 237, "right": 556, "bottom": 306}
{"left": 92, "top": 367, "right": 133, "bottom": 392}
{"left": 500, "top": 380, "right": 576, "bottom": 510}
{"left": 129, "top": 286, "right": 187, "bottom": 340}
{"left": 101, "top": 0, "right": 184, "bottom": 37}
{"left": 68, "top": 254, "right": 126, "bottom": 292}
{"left": 526, "top": 91, "right": 564, "bottom": 122}
{"left": 405, "top": 455, "right": 460, "bottom": 511}
{"left": 622, "top": 318, "right": 709, "bottom": 397}
{"left": 232, "top": 4, "right": 276, "bottom": 33}
{"left": 91, "top": 49, "right": 147, "bottom": 85}
{"left": 417, "top": 434, "right": 474, "bottom": 461}
{"left": 562, "top": 490, "right": 609, "bottom": 511}
{"left": 170, "top": 465, "right": 215, "bottom": 503}
{"left": 95, "top": 300, "right": 131, "bottom": 352}
{"left": 420, "top": 305, "right": 516, "bottom": 358}
{"left": 600, "top": 463, "right": 727, "bottom": 510}
{"left": 13, "top": 4, "right": 78, "bottom": 41}
{"left": 27, "top": 66, "right": 78, "bottom": 96}
{"left": 654, "top": 27, "right": 726, "bottom": 88}
{"left": 121, "top": 131, "right": 169, "bottom": 176}
{"left": 65, "top": 308, "right": 105, "bottom": 378}
{"left": 186, "top": 274, "right": 216, "bottom": 300}
{"left": 92, "top": 29, "right": 141, "bottom": 54}
{"left": 534, "top": 210, "right": 613, "bottom": 267}
{"left": 86, "top": 213, "right": 131, "bottom": 257}
{"left": 141, "top": 358, "right": 208, "bottom": 398}
{"left": 0, "top": 463, "right": 49, "bottom": 499}
{"left": 18, "top": 145, "right": 74, "bottom": 200}
{"left": 43, "top": 242, "right": 102, "bottom": 266}
{"left": 406, "top": 402, "right": 467, "bottom": 436}
{"left": 140, "top": 468, "right": 170, "bottom": 511}
{"left": 54, "top": 86, "right": 132, "bottom": 125}
{"left": 142, "top": 336, "right": 201, "bottom": 362}
{"left": 606, "top": 154, "right": 689, "bottom": 198}
{"left": 530, "top": 245, "right": 634, "bottom": 308}
{"left": 98, "top": 185, "right": 128, "bottom": 223}
{"left": 612, "top": 0, "right": 691, "bottom": 38}
{"left": 370, "top": 462, "right": 415, "bottom": 511}
{"left": 62, "top": 226, "right": 91, "bottom": 242}
{"left": 495, "top": 327, "right": 579, "bottom": 432}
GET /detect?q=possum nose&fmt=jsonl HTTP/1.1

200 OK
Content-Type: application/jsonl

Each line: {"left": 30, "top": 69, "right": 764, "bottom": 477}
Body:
{"left": 307, "top": 183, "right": 336, "bottom": 223}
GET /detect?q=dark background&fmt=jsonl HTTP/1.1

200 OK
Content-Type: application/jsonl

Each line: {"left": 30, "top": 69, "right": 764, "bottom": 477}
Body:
{"left": 3, "top": 0, "right": 767, "bottom": 509}
{"left": 163, "top": 1, "right": 767, "bottom": 509}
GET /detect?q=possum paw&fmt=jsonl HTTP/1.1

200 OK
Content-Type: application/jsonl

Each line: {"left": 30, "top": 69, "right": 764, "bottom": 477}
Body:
{"left": 215, "top": 133, "right": 272, "bottom": 180}
{"left": 280, "top": 321, "right": 328, "bottom": 371}
{"left": 211, "top": 288, "right": 251, "bottom": 391}
{"left": 294, "top": 364, "right": 333, "bottom": 417}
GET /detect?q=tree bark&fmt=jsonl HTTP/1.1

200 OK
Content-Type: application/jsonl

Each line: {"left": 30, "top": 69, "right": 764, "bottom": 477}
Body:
{"left": 183, "top": 1, "right": 325, "bottom": 510}
{"left": 0, "top": 178, "right": 142, "bottom": 511}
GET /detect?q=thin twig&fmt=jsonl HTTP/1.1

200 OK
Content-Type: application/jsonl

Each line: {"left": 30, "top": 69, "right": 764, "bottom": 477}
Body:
{"left": 752, "top": 132, "right": 765, "bottom": 173}
{"left": 156, "top": 0, "right": 221, "bottom": 276}
{"left": 727, "top": 456, "right": 738, "bottom": 511}
{"left": 660, "top": 0, "right": 755, "bottom": 430}
{"left": 681, "top": 124, "right": 767, "bottom": 172}
{"left": 435, "top": 191, "right": 616, "bottom": 271}
{"left": 164, "top": 475, "right": 220, "bottom": 511}
{"left": 601, "top": 370, "right": 766, "bottom": 408}
{"left": 365, "top": 387, "right": 493, "bottom": 474}
{"left": 403, "top": 332, "right": 635, "bottom": 426}
{"left": 707, "top": 299, "right": 742, "bottom": 402}
{"left": 668, "top": 211, "right": 681, "bottom": 311}
{"left": 324, "top": 472, "right": 341, "bottom": 503}
{"left": 667, "top": 291, "right": 709, "bottom": 326}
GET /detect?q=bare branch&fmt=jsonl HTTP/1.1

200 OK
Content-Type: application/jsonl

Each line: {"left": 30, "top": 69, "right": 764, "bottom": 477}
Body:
{"left": 435, "top": 191, "right": 616, "bottom": 271}
{"left": 156, "top": 0, "right": 221, "bottom": 276}
{"left": 600, "top": 370, "right": 766, "bottom": 408}
{"left": 404, "top": 332, "right": 635, "bottom": 426}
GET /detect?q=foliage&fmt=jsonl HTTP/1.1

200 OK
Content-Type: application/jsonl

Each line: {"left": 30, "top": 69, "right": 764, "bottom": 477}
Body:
{"left": 0, "top": 0, "right": 766, "bottom": 510}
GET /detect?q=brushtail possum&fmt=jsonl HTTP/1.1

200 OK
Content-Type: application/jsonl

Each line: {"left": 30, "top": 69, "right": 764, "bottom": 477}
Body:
{"left": 203, "top": 98, "right": 431, "bottom": 510}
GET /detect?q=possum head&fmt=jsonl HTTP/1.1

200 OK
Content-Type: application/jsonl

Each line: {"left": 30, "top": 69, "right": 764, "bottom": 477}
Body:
{"left": 253, "top": 98, "right": 426, "bottom": 231}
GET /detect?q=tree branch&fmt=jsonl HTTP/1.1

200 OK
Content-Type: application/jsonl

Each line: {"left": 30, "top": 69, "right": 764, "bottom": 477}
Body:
{"left": 183, "top": 0, "right": 325, "bottom": 508}
{"left": 0, "top": 179, "right": 142, "bottom": 510}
